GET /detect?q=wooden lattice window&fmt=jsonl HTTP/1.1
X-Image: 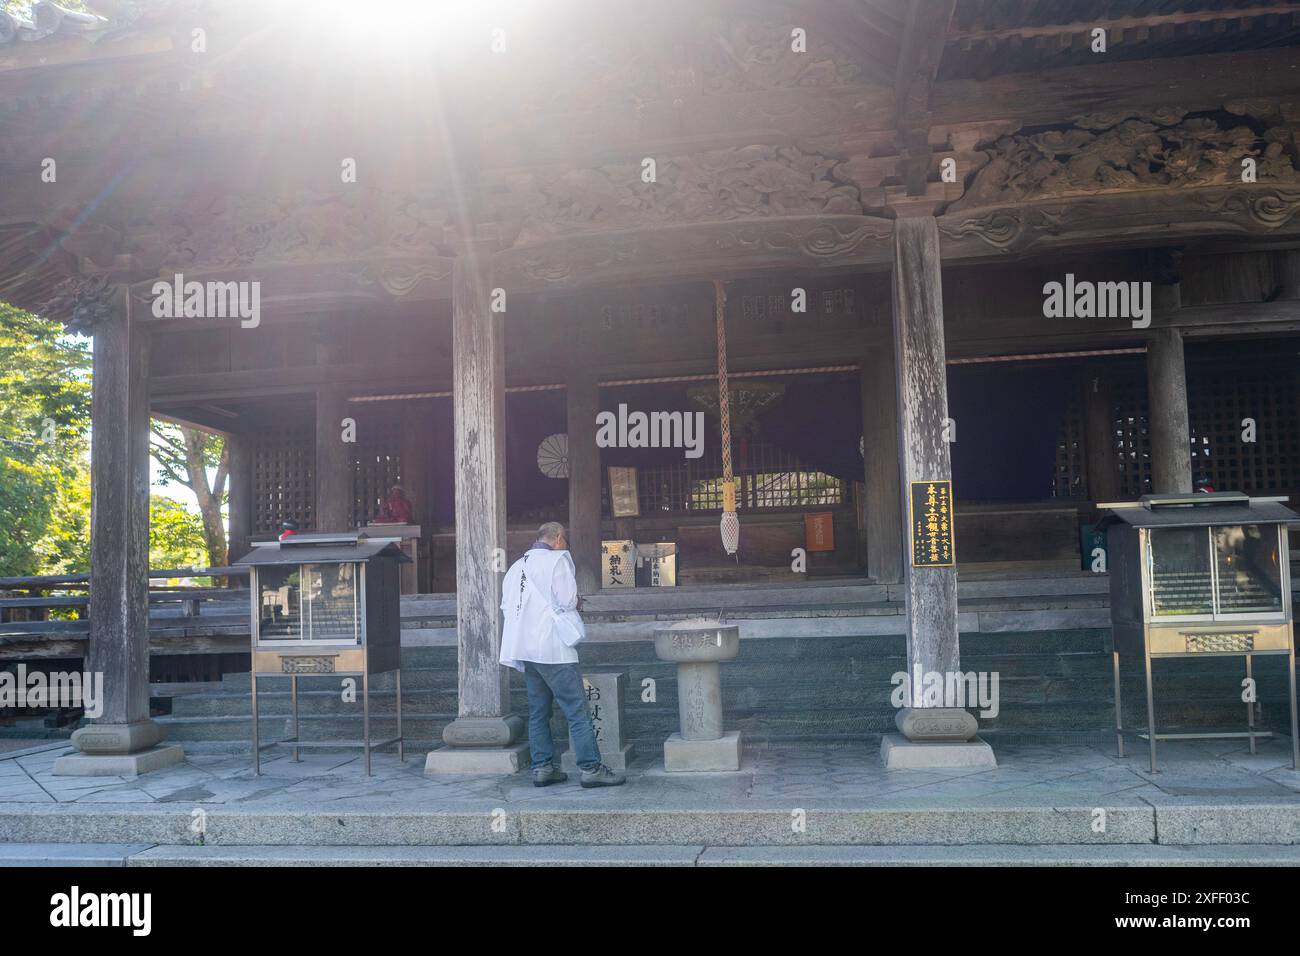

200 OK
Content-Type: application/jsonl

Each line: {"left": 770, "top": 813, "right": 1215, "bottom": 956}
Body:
{"left": 1112, "top": 375, "right": 1152, "bottom": 498}
{"left": 1188, "top": 366, "right": 1300, "bottom": 494}
{"left": 253, "top": 427, "right": 316, "bottom": 533}
{"left": 351, "top": 417, "right": 403, "bottom": 527}
{"left": 1053, "top": 392, "right": 1086, "bottom": 498}
{"left": 630, "top": 441, "right": 844, "bottom": 514}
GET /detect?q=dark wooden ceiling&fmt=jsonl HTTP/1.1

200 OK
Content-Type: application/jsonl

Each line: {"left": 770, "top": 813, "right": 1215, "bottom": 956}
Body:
{"left": 938, "top": 0, "right": 1300, "bottom": 80}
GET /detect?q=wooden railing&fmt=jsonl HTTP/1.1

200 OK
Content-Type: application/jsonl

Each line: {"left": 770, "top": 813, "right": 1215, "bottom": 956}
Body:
{"left": 0, "top": 567, "right": 251, "bottom": 661}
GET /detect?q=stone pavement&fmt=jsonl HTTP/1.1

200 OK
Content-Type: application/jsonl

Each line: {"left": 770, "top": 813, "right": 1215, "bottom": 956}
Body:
{"left": 5, "top": 737, "right": 1300, "bottom": 807}
{"left": 2, "top": 737, "right": 1300, "bottom": 864}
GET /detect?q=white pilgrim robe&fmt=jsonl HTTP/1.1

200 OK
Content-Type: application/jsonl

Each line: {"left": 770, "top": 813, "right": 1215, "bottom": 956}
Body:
{"left": 499, "top": 547, "right": 580, "bottom": 672}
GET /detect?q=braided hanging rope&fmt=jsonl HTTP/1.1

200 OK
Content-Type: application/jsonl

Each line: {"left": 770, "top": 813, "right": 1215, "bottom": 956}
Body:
{"left": 715, "top": 279, "right": 739, "bottom": 556}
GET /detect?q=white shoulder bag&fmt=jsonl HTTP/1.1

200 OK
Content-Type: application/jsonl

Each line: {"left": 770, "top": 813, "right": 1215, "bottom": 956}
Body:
{"left": 550, "top": 604, "right": 586, "bottom": 648}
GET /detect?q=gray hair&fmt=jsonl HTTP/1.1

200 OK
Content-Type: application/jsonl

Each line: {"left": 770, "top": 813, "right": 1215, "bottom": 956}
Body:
{"left": 536, "top": 521, "right": 566, "bottom": 543}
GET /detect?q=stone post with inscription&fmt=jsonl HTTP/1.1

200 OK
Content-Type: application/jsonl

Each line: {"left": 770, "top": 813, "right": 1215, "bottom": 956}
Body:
{"left": 561, "top": 670, "right": 635, "bottom": 773}
{"left": 653, "top": 619, "right": 741, "bottom": 771}
{"left": 881, "top": 215, "right": 995, "bottom": 769}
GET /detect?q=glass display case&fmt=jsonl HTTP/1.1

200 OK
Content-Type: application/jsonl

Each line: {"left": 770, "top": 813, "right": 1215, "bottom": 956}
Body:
{"left": 1099, "top": 493, "right": 1298, "bottom": 771}
{"left": 235, "top": 532, "right": 409, "bottom": 774}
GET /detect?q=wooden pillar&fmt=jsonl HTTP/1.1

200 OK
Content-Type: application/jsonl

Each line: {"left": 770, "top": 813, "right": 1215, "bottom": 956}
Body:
{"left": 426, "top": 251, "right": 525, "bottom": 773}
{"left": 1146, "top": 287, "right": 1192, "bottom": 494}
{"left": 566, "top": 371, "right": 602, "bottom": 595}
{"left": 314, "top": 386, "right": 353, "bottom": 531}
{"left": 886, "top": 215, "right": 988, "bottom": 760}
{"left": 58, "top": 287, "right": 182, "bottom": 774}
{"left": 862, "top": 344, "right": 903, "bottom": 584}
{"left": 1083, "top": 366, "right": 1118, "bottom": 502}
{"left": 226, "top": 431, "right": 254, "bottom": 566}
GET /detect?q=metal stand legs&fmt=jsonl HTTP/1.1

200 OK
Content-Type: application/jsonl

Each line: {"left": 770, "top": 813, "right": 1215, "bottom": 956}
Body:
{"left": 1113, "top": 650, "right": 1124, "bottom": 759}
{"left": 1113, "top": 646, "right": 1300, "bottom": 772}
{"left": 249, "top": 668, "right": 404, "bottom": 776}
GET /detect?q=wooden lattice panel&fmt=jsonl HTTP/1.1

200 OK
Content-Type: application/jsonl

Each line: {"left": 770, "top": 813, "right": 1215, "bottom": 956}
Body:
{"left": 1111, "top": 376, "right": 1152, "bottom": 498}
{"left": 252, "top": 427, "right": 316, "bottom": 534}
{"left": 351, "top": 417, "right": 403, "bottom": 527}
{"left": 1053, "top": 392, "right": 1086, "bottom": 499}
{"left": 1188, "top": 366, "right": 1300, "bottom": 494}
{"left": 632, "top": 441, "right": 844, "bottom": 515}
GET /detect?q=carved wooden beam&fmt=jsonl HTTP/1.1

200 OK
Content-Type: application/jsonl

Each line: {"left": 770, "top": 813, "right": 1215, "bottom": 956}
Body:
{"left": 892, "top": 0, "right": 956, "bottom": 196}
{"left": 937, "top": 185, "right": 1300, "bottom": 262}
{"left": 931, "top": 47, "right": 1300, "bottom": 129}
{"left": 949, "top": 5, "right": 1300, "bottom": 44}
{"left": 491, "top": 216, "right": 895, "bottom": 293}
{"left": 128, "top": 256, "right": 458, "bottom": 320}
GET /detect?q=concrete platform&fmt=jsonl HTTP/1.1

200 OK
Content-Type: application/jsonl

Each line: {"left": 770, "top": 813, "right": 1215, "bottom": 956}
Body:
{"left": 3, "top": 740, "right": 1300, "bottom": 862}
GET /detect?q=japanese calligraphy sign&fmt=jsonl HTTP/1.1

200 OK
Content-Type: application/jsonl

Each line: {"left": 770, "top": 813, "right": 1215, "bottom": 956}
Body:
{"left": 908, "top": 479, "right": 955, "bottom": 567}
{"left": 804, "top": 511, "right": 835, "bottom": 552}
{"left": 607, "top": 466, "right": 640, "bottom": 517}
{"left": 601, "top": 539, "right": 635, "bottom": 588}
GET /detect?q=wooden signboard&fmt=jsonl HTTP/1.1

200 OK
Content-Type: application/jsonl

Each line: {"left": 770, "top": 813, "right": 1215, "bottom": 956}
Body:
{"left": 804, "top": 512, "right": 835, "bottom": 552}
{"left": 908, "top": 480, "right": 955, "bottom": 567}
{"left": 601, "top": 539, "right": 636, "bottom": 588}
{"left": 607, "top": 466, "right": 640, "bottom": 517}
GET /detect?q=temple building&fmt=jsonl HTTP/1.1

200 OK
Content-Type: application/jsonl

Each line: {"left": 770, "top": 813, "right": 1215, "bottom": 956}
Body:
{"left": 2, "top": 0, "right": 1300, "bottom": 771}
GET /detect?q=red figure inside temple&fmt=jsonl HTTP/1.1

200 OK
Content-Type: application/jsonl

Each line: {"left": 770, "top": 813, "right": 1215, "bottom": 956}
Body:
{"left": 377, "top": 485, "right": 413, "bottom": 524}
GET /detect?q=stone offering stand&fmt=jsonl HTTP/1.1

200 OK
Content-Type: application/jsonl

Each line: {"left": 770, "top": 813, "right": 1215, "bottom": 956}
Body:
{"left": 653, "top": 619, "right": 742, "bottom": 771}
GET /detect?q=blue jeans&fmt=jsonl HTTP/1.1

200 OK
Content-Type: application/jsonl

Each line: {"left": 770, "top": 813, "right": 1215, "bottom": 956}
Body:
{"left": 523, "top": 661, "right": 601, "bottom": 772}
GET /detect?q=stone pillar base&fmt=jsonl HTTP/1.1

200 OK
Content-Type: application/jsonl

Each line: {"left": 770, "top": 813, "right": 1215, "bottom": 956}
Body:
{"left": 425, "top": 743, "right": 528, "bottom": 775}
{"left": 440, "top": 715, "right": 525, "bottom": 748}
{"left": 880, "top": 734, "right": 997, "bottom": 770}
{"left": 895, "top": 707, "right": 979, "bottom": 741}
{"left": 663, "top": 731, "right": 742, "bottom": 772}
{"left": 562, "top": 743, "right": 634, "bottom": 774}
{"left": 70, "top": 719, "right": 165, "bottom": 754}
{"left": 53, "top": 744, "right": 184, "bottom": 777}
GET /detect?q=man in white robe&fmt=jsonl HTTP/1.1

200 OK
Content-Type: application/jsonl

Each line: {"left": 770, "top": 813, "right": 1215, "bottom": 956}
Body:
{"left": 500, "top": 522, "right": 625, "bottom": 788}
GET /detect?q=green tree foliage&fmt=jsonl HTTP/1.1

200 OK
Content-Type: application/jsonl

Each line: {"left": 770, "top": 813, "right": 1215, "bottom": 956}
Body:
{"left": 150, "top": 422, "right": 228, "bottom": 568}
{"left": 1, "top": 302, "right": 213, "bottom": 579}
{"left": 148, "top": 495, "right": 208, "bottom": 570}
{"left": 0, "top": 303, "right": 91, "bottom": 577}
{"left": 32, "top": 449, "right": 91, "bottom": 575}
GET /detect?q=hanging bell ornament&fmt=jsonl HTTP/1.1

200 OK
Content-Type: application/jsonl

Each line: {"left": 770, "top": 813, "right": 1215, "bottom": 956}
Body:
{"left": 720, "top": 479, "right": 739, "bottom": 555}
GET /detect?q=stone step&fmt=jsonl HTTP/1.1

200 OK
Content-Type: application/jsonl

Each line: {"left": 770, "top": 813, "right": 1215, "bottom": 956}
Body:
{"left": 209, "top": 651, "right": 1120, "bottom": 696}
{"left": 213, "top": 628, "right": 1114, "bottom": 680}
{"left": 172, "top": 672, "right": 1182, "bottom": 718}
{"left": 153, "top": 714, "right": 446, "bottom": 744}
{"left": 1, "top": 801, "right": 1295, "bottom": 847}
{"left": 109, "top": 843, "right": 1300, "bottom": 866}
{"left": 7, "top": 841, "right": 1300, "bottom": 866}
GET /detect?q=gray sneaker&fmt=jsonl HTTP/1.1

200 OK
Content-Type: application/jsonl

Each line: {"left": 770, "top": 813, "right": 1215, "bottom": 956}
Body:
{"left": 579, "top": 763, "right": 626, "bottom": 788}
{"left": 532, "top": 764, "right": 568, "bottom": 787}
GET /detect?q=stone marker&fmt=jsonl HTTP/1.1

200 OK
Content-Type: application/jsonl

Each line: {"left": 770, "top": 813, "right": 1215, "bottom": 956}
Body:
{"left": 561, "top": 670, "right": 634, "bottom": 773}
{"left": 653, "top": 619, "right": 741, "bottom": 771}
